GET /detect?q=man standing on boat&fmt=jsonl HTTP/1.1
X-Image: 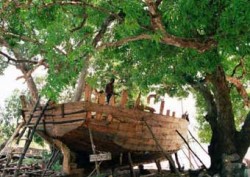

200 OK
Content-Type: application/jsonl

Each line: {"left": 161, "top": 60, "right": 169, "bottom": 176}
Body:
{"left": 105, "top": 78, "right": 115, "bottom": 104}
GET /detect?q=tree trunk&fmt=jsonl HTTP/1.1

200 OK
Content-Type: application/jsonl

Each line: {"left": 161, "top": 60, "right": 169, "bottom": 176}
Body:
{"left": 72, "top": 15, "right": 117, "bottom": 102}
{"left": 191, "top": 66, "right": 248, "bottom": 176}
{"left": 208, "top": 66, "right": 241, "bottom": 176}
{"left": 71, "top": 56, "right": 90, "bottom": 102}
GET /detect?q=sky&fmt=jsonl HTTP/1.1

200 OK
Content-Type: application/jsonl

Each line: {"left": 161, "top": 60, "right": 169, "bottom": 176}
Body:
{"left": 0, "top": 66, "right": 27, "bottom": 106}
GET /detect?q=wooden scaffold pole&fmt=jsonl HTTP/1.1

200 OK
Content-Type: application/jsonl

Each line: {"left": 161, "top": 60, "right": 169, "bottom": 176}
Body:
{"left": 176, "top": 130, "right": 207, "bottom": 169}
{"left": 88, "top": 127, "right": 100, "bottom": 175}
{"left": 188, "top": 130, "right": 209, "bottom": 155}
{"left": 143, "top": 119, "right": 182, "bottom": 177}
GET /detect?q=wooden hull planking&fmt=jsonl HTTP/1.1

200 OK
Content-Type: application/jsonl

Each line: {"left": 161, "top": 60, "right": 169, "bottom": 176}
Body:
{"left": 23, "top": 101, "right": 188, "bottom": 156}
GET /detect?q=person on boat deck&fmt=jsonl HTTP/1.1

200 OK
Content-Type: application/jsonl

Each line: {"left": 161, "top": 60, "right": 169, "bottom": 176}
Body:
{"left": 105, "top": 78, "right": 115, "bottom": 104}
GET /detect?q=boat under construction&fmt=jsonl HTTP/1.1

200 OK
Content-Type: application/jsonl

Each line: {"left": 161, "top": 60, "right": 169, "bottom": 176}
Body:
{"left": 1, "top": 85, "right": 189, "bottom": 176}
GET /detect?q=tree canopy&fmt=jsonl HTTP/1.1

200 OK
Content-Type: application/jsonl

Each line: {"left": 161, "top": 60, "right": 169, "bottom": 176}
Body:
{"left": 0, "top": 0, "right": 250, "bottom": 175}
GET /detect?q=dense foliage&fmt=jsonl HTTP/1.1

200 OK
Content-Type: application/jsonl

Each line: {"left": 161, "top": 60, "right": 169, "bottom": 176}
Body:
{"left": 0, "top": 0, "right": 250, "bottom": 175}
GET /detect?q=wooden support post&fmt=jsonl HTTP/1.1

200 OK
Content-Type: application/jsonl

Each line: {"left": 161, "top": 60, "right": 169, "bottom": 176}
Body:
{"left": 120, "top": 90, "right": 128, "bottom": 108}
{"left": 181, "top": 149, "right": 194, "bottom": 169}
{"left": 107, "top": 96, "right": 115, "bottom": 122}
{"left": 188, "top": 130, "right": 209, "bottom": 155}
{"left": 42, "top": 150, "right": 60, "bottom": 177}
{"left": 98, "top": 93, "right": 105, "bottom": 105}
{"left": 174, "top": 152, "right": 182, "bottom": 171}
{"left": 88, "top": 128, "right": 100, "bottom": 175}
{"left": 96, "top": 93, "right": 105, "bottom": 120}
{"left": 84, "top": 84, "right": 92, "bottom": 102}
{"left": 128, "top": 152, "right": 135, "bottom": 177}
{"left": 109, "top": 95, "right": 115, "bottom": 106}
{"left": 144, "top": 119, "right": 182, "bottom": 177}
{"left": 155, "top": 159, "right": 162, "bottom": 173}
{"left": 53, "top": 140, "right": 73, "bottom": 175}
{"left": 166, "top": 110, "right": 170, "bottom": 116}
{"left": 85, "top": 85, "right": 92, "bottom": 119}
{"left": 160, "top": 101, "right": 165, "bottom": 115}
{"left": 176, "top": 130, "right": 207, "bottom": 169}
{"left": 119, "top": 153, "right": 123, "bottom": 165}
{"left": 190, "top": 150, "right": 200, "bottom": 168}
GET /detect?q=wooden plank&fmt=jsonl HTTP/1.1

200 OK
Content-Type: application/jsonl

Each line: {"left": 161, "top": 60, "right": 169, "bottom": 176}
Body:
{"left": 84, "top": 84, "right": 92, "bottom": 102}
{"left": 96, "top": 93, "right": 105, "bottom": 120}
{"left": 27, "top": 115, "right": 187, "bottom": 140}
{"left": 160, "top": 101, "right": 165, "bottom": 115}
{"left": 99, "top": 93, "right": 105, "bottom": 105}
{"left": 24, "top": 101, "right": 186, "bottom": 125}
{"left": 166, "top": 110, "right": 170, "bottom": 116}
{"left": 107, "top": 96, "right": 115, "bottom": 121}
{"left": 109, "top": 96, "right": 115, "bottom": 106}
{"left": 120, "top": 90, "right": 128, "bottom": 108}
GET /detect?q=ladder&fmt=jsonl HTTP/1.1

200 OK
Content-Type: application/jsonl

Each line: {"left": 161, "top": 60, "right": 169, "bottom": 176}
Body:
{"left": 13, "top": 99, "right": 50, "bottom": 177}
{"left": 16, "top": 96, "right": 41, "bottom": 144}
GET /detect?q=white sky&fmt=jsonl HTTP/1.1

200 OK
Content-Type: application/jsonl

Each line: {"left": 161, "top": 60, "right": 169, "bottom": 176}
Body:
{"left": 0, "top": 66, "right": 27, "bottom": 106}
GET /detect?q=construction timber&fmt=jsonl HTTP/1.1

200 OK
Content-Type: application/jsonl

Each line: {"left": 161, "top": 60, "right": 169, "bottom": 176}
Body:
{"left": 20, "top": 87, "right": 189, "bottom": 174}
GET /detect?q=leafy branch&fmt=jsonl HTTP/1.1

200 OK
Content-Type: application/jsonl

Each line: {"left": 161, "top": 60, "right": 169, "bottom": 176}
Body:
{"left": 0, "top": 51, "right": 38, "bottom": 65}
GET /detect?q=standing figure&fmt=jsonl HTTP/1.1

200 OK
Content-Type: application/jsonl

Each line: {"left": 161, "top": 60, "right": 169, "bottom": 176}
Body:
{"left": 105, "top": 78, "right": 115, "bottom": 104}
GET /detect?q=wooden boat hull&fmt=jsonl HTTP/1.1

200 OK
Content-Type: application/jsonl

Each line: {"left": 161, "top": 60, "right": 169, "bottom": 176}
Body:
{"left": 23, "top": 101, "right": 188, "bottom": 167}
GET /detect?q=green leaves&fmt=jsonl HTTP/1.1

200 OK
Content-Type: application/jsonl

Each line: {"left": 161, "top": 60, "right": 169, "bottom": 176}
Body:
{"left": 1, "top": 0, "right": 250, "bottom": 145}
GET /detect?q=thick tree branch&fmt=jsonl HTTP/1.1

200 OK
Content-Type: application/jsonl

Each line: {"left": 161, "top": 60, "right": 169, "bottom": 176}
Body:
{"left": 0, "top": 29, "right": 39, "bottom": 44}
{"left": 0, "top": 51, "right": 38, "bottom": 65}
{"left": 145, "top": 0, "right": 166, "bottom": 33}
{"left": 70, "top": 12, "right": 88, "bottom": 33}
{"left": 16, "top": 59, "right": 48, "bottom": 80}
{"left": 3, "top": 1, "right": 216, "bottom": 52}
{"left": 98, "top": 33, "right": 216, "bottom": 52}
{"left": 143, "top": 0, "right": 216, "bottom": 52}
{"left": 231, "top": 58, "right": 246, "bottom": 79}
{"left": 97, "top": 34, "right": 152, "bottom": 50}
{"left": 92, "top": 15, "right": 116, "bottom": 47}
{"left": 226, "top": 76, "right": 250, "bottom": 108}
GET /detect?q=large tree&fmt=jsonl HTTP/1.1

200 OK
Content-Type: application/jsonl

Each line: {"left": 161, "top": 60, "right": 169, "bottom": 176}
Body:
{"left": 0, "top": 0, "right": 250, "bottom": 175}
